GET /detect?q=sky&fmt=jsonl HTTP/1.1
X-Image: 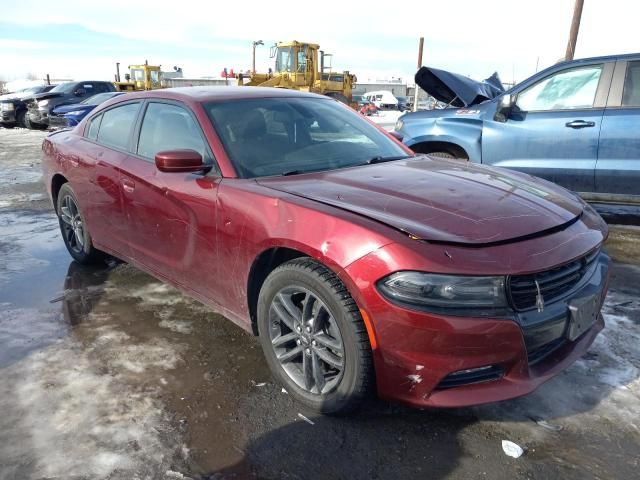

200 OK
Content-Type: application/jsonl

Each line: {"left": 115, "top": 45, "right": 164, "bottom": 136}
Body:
{"left": 0, "top": 0, "right": 638, "bottom": 87}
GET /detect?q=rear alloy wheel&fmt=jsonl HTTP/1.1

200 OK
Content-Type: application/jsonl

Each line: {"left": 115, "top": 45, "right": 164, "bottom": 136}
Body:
{"left": 56, "top": 184, "right": 104, "bottom": 264}
{"left": 257, "top": 258, "right": 373, "bottom": 414}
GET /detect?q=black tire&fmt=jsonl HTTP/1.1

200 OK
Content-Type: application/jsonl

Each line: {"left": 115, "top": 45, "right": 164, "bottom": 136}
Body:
{"left": 24, "top": 114, "right": 46, "bottom": 130}
{"left": 257, "top": 258, "right": 373, "bottom": 414}
{"left": 16, "top": 110, "right": 26, "bottom": 128}
{"left": 427, "top": 151, "right": 457, "bottom": 159}
{"left": 56, "top": 183, "right": 105, "bottom": 264}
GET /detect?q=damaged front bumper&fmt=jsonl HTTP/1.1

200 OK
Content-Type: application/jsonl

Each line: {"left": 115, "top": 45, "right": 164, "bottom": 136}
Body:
{"left": 27, "top": 106, "right": 50, "bottom": 126}
{"left": 345, "top": 231, "right": 610, "bottom": 408}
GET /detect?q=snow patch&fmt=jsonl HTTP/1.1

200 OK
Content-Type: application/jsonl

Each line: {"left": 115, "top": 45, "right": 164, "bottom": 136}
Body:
{"left": 159, "top": 319, "right": 194, "bottom": 335}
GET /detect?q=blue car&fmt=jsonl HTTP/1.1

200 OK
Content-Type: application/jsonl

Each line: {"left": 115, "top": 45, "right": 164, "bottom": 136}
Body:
{"left": 50, "top": 92, "right": 126, "bottom": 127}
{"left": 396, "top": 53, "right": 640, "bottom": 204}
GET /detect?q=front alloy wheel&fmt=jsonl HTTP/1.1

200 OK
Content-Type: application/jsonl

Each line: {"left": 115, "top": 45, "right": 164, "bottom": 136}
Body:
{"left": 258, "top": 258, "right": 373, "bottom": 414}
{"left": 269, "top": 286, "right": 345, "bottom": 395}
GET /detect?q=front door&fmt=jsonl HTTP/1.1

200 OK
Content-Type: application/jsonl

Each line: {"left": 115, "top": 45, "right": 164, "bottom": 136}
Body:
{"left": 596, "top": 60, "right": 640, "bottom": 198}
{"left": 119, "top": 101, "right": 222, "bottom": 296}
{"left": 482, "top": 63, "right": 611, "bottom": 193}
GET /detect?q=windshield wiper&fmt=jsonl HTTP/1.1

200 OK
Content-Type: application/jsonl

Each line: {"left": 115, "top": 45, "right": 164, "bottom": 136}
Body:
{"left": 365, "top": 154, "right": 414, "bottom": 165}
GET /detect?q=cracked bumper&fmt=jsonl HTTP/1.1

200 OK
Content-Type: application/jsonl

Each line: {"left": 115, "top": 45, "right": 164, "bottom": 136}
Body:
{"left": 345, "top": 245, "right": 610, "bottom": 409}
{"left": 28, "top": 108, "right": 49, "bottom": 125}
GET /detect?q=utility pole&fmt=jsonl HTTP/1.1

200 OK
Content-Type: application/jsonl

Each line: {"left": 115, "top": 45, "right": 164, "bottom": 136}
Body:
{"left": 564, "top": 0, "right": 584, "bottom": 61}
{"left": 413, "top": 37, "right": 424, "bottom": 112}
{"left": 252, "top": 40, "right": 264, "bottom": 75}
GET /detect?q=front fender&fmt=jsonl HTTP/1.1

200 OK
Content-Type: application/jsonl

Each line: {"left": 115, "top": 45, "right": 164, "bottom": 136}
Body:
{"left": 400, "top": 114, "right": 484, "bottom": 163}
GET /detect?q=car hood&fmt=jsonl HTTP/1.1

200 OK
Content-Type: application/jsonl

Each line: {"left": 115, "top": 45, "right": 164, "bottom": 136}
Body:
{"left": 415, "top": 66, "right": 505, "bottom": 107}
{"left": 23, "top": 91, "right": 64, "bottom": 103}
{"left": 257, "top": 157, "right": 584, "bottom": 245}
{"left": 52, "top": 103, "right": 92, "bottom": 114}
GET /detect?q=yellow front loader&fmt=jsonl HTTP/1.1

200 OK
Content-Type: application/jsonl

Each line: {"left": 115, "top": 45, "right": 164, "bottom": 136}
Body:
{"left": 114, "top": 61, "right": 163, "bottom": 91}
{"left": 237, "top": 41, "right": 355, "bottom": 103}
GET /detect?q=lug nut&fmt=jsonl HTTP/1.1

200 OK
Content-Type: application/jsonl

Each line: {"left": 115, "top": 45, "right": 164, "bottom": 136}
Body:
{"left": 305, "top": 348, "right": 311, "bottom": 355}
{"left": 305, "top": 326, "right": 312, "bottom": 333}
{"left": 311, "top": 340, "right": 317, "bottom": 346}
{"left": 296, "top": 325, "right": 301, "bottom": 332}
{"left": 296, "top": 339, "right": 301, "bottom": 345}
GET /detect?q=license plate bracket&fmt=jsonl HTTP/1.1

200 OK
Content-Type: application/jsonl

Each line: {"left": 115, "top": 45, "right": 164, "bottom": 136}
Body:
{"left": 567, "top": 293, "right": 601, "bottom": 341}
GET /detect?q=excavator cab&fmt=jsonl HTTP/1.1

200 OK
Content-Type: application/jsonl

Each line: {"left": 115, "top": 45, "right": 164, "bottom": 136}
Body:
{"left": 114, "top": 61, "right": 163, "bottom": 91}
{"left": 238, "top": 40, "right": 354, "bottom": 104}
{"left": 129, "top": 64, "right": 162, "bottom": 90}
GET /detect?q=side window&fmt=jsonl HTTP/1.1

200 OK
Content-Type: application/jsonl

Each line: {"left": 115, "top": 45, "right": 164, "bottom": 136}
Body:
{"left": 81, "top": 83, "right": 94, "bottom": 96}
{"left": 92, "top": 82, "right": 108, "bottom": 94}
{"left": 517, "top": 65, "right": 603, "bottom": 111}
{"left": 137, "top": 102, "right": 206, "bottom": 160}
{"left": 97, "top": 103, "right": 140, "bottom": 150}
{"left": 86, "top": 113, "right": 102, "bottom": 140}
{"left": 622, "top": 61, "right": 640, "bottom": 107}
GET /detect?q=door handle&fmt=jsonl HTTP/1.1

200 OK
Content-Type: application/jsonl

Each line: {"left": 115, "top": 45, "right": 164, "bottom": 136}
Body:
{"left": 121, "top": 178, "right": 135, "bottom": 193}
{"left": 565, "top": 120, "right": 595, "bottom": 129}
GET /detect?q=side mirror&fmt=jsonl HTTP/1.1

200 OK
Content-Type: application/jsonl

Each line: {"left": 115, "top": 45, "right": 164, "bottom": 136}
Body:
{"left": 494, "top": 94, "right": 515, "bottom": 122}
{"left": 74, "top": 88, "right": 86, "bottom": 96}
{"left": 155, "top": 150, "right": 206, "bottom": 173}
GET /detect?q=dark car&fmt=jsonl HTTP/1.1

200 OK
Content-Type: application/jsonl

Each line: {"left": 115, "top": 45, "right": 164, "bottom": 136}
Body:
{"left": 50, "top": 92, "right": 127, "bottom": 127}
{"left": 396, "top": 53, "right": 640, "bottom": 204}
{"left": 25, "top": 81, "right": 116, "bottom": 129}
{"left": 396, "top": 95, "right": 413, "bottom": 112}
{"left": 0, "top": 85, "right": 57, "bottom": 128}
{"left": 42, "top": 87, "right": 610, "bottom": 414}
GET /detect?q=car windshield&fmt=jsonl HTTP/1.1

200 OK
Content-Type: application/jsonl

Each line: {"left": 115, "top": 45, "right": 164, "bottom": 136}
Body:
{"left": 81, "top": 92, "right": 117, "bottom": 105}
{"left": 205, "top": 97, "right": 409, "bottom": 178}
{"left": 49, "top": 83, "right": 77, "bottom": 93}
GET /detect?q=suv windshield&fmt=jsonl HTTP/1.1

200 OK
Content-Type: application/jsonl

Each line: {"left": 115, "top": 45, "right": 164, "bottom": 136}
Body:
{"left": 81, "top": 92, "right": 118, "bottom": 105}
{"left": 50, "top": 82, "right": 77, "bottom": 94}
{"left": 206, "top": 97, "right": 409, "bottom": 178}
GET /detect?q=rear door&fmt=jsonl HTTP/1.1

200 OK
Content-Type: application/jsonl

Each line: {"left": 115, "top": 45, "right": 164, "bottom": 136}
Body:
{"left": 75, "top": 101, "right": 142, "bottom": 257}
{"left": 119, "top": 100, "right": 222, "bottom": 295}
{"left": 482, "top": 62, "right": 614, "bottom": 193}
{"left": 595, "top": 59, "right": 640, "bottom": 199}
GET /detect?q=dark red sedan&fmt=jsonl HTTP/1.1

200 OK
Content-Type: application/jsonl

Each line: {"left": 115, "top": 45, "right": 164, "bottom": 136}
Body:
{"left": 42, "top": 87, "right": 610, "bottom": 414}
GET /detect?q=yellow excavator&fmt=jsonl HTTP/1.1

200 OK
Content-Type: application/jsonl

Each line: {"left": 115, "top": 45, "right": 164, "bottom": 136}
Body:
{"left": 114, "top": 61, "right": 163, "bottom": 91}
{"left": 237, "top": 41, "right": 356, "bottom": 103}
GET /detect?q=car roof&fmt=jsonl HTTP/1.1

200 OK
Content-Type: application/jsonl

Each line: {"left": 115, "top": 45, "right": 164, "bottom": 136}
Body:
{"left": 114, "top": 86, "right": 329, "bottom": 103}
{"left": 557, "top": 52, "right": 640, "bottom": 66}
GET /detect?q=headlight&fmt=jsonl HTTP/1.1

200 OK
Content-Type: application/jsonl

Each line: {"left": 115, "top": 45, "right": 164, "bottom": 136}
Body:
{"left": 394, "top": 119, "right": 404, "bottom": 131}
{"left": 377, "top": 271, "right": 509, "bottom": 315}
{"left": 64, "top": 110, "right": 84, "bottom": 116}
{"left": 37, "top": 100, "right": 49, "bottom": 107}
{"left": 1, "top": 103, "right": 14, "bottom": 111}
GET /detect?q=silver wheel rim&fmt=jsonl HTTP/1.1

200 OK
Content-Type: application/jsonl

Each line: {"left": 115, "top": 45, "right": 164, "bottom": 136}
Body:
{"left": 59, "top": 194, "right": 85, "bottom": 254}
{"left": 269, "top": 286, "right": 345, "bottom": 395}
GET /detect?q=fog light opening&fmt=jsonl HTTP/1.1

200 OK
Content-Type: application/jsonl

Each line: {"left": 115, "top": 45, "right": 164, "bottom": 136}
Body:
{"left": 436, "top": 364, "right": 504, "bottom": 390}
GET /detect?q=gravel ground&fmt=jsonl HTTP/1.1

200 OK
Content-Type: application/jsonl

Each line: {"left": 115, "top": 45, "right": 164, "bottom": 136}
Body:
{"left": 0, "top": 126, "right": 638, "bottom": 480}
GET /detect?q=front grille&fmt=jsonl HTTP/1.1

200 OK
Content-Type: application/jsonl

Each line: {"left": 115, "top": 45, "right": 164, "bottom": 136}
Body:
{"left": 508, "top": 249, "right": 600, "bottom": 311}
{"left": 436, "top": 365, "right": 504, "bottom": 390}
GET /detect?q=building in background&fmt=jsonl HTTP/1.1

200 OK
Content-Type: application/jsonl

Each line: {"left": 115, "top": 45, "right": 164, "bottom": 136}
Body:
{"left": 353, "top": 78, "right": 407, "bottom": 97}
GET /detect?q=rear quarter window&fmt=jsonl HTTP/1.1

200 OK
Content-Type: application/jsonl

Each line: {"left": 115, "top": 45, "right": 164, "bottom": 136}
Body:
{"left": 96, "top": 103, "right": 140, "bottom": 150}
{"left": 86, "top": 114, "right": 102, "bottom": 140}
